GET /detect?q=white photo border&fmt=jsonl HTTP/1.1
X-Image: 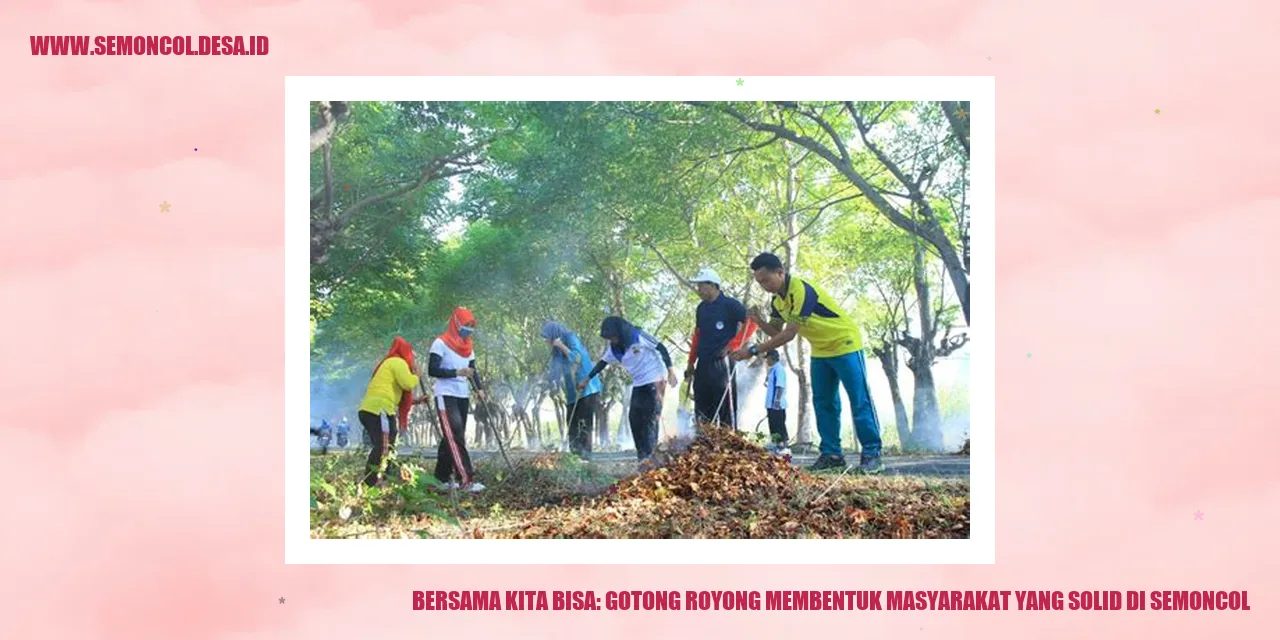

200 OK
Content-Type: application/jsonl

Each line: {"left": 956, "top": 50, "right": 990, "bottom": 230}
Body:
{"left": 285, "top": 76, "right": 995, "bottom": 565}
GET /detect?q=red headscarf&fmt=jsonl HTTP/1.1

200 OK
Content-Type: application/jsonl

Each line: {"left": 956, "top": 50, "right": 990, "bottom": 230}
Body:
{"left": 439, "top": 307, "right": 475, "bottom": 358}
{"left": 372, "top": 336, "right": 416, "bottom": 428}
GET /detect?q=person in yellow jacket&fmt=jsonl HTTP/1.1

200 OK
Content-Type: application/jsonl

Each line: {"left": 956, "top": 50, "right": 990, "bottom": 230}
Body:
{"left": 731, "top": 252, "right": 884, "bottom": 475}
{"left": 357, "top": 336, "right": 420, "bottom": 486}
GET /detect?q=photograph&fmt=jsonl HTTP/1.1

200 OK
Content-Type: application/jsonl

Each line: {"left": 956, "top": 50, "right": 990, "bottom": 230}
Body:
{"left": 293, "top": 79, "right": 987, "bottom": 554}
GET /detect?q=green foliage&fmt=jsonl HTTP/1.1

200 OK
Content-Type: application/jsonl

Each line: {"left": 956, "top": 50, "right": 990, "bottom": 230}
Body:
{"left": 309, "top": 452, "right": 459, "bottom": 534}
{"left": 309, "top": 100, "right": 970, "bottom": 446}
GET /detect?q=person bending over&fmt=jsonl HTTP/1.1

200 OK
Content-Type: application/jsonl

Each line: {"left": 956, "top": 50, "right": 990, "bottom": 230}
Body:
{"left": 578, "top": 316, "right": 677, "bottom": 461}
{"left": 731, "top": 253, "right": 884, "bottom": 474}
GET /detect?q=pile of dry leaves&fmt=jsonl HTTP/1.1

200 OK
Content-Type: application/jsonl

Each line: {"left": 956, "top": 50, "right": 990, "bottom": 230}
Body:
{"left": 487, "top": 426, "right": 969, "bottom": 540}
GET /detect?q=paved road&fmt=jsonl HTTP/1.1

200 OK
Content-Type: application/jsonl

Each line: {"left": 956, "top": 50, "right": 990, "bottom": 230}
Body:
{"left": 317, "top": 446, "right": 969, "bottom": 478}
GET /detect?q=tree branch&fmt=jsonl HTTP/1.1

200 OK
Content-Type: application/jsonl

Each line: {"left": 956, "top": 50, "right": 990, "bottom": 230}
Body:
{"left": 939, "top": 101, "right": 971, "bottom": 158}
{"left": 767, "top": 194, "right": 863, "bottom": 254}
{"left": 686, "top": 101, "right": 942, "bottom": 245}
{"left": 776, "top": 101, "right": 850, "bottom": 164}
{"left": 848, "top": 106, "right": 925, "bottom": 206}
{"left": 323, "top": 141, "right": 334, "bottom": 218}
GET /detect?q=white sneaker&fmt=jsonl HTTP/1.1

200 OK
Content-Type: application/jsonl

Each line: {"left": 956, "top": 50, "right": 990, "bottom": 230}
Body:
{"left": 466, "top": 482, "right": 486, "bottom": 493}
{"left": 446, "top": 481, "right": 461, "bottom": 490}
{"left": 777, "top": 447, "right": 792, "bottom": 457}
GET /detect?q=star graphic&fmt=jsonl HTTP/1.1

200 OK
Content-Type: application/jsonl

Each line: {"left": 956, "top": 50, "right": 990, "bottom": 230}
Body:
{"left": 1154, "top": 109, "right": 1161, "bottom": 115}
{"left": 159, "top": 201, "right": 171, "bottom": 213}
{"left": 956, "top": 108, "right": 968, "bottom": 120}
{"left": 1194, "top": 510, "right": 1204, "bottom": 520}
{"left": 1026, "top": 353, "right": 1031, "bottom": 358}
{"left": 279, "top": 597, "right": 286, "bottom": 604}
{"left": 986, "top": 56, "right": 991, "bottom": 61}
{"left": 736, "top": 78, "right": 744, "bottom": 86}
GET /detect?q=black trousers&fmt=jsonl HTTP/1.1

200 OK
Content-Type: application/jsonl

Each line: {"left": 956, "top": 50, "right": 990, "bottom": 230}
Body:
{"left": 568, "top": 393, "right": 599, "bottom": 457}
{"left": 629, "top": 383, "right": 661, "bottom": 460}
{"left": 358, "top": 410, "right": 396, "bottom": 486}
{"left": 693, "top": 356, "right": 737, "bottom": 429}
{"left": 433, "top": 396, "right": 474, "bottom": 484}
{"left": 766, "top": 408, "right": 789, "bottom": 444}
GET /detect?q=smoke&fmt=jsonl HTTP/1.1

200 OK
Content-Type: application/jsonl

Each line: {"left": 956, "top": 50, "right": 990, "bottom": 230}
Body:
{"left": 939, "top": 415, "right": 969, "bottom": 453}
{"left": 733, "top": 359, "right": 768, "bottom": 437}
{"left": 674, "top": 384, "right": 697, "bottom": 440}
{"left": 308, "top": 374, "right": 368, "bottom": 447}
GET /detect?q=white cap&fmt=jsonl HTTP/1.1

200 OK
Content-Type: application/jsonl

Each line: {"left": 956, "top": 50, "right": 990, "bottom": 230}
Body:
{"left": 690, "top": 267, "right": 721, "bottom": 286}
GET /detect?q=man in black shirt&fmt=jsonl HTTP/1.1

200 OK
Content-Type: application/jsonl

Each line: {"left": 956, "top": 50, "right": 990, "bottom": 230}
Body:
{"left": 684, "top": 268, "right": 749, "bottom": 429}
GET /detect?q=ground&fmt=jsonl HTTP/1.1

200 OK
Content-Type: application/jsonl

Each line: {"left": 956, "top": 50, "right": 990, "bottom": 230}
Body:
{"left": 309, "top": 428, "right": 970, "bottom": 540}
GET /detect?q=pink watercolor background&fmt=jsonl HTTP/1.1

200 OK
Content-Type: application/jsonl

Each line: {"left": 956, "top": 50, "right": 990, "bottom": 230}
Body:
{"left": 3, "top": 0, "right": 1279, "bottom": 637}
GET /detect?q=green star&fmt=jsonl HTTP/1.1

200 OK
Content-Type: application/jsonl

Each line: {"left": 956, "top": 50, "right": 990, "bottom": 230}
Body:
{"left": 1026, "top": 353, "right": 1031, "bottom": 358}
{"left": 736, "top": 78, "right": 744, "bottom": 86}
{"left": 1154, "top": 109, "right": 1160, "bottom": 115}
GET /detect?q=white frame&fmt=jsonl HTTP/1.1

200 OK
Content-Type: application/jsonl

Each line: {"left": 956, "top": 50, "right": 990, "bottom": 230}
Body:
{"left": 285, "top": 76, "right": 995, "bottom": 564}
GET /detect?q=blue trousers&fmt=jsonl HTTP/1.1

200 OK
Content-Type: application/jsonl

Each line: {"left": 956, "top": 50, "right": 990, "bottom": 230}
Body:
{"left": 810, "top": 349, "right": 882, "bottom": 457}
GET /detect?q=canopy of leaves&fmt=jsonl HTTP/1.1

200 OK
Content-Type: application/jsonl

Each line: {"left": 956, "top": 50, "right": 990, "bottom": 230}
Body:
{"left": 310, "top": 101, "right": 970, "bottom": 435}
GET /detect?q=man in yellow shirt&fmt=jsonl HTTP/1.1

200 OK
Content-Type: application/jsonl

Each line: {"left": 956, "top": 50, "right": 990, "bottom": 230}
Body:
{"left": 731, "top": 252, "right": 884, "bottom": 474}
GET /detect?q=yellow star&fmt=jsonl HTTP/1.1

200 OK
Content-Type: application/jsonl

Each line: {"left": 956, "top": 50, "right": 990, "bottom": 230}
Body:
{"left": 159, "top": 201, "right": 172, "bottom": 213}
{"left": 956, "top": 107, "right": 968, "bottom": 120}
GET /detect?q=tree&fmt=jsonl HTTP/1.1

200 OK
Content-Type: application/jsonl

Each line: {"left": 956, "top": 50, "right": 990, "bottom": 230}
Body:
{"left": 687, "top": 101, "right": 971, "bottom": 324}
{"left": 896, "top": 231, "right": 969, "bottom": 450}
{"left": 840, "top": 218, "right": 915, "bottom": 450}
{"left": 309, "top": 100, "right": 971, "bottom": 456}
{"left": 309, "top": 102, "right": 522, "bottom": 300}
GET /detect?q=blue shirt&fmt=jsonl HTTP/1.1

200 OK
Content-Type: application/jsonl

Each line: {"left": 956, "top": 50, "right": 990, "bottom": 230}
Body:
{"left": 694, "top": 292, "right": 747, "bottom": 362}
{"left": 548, "top": 333, "right": 603, "bottom": 403}
{"left": 765, "top": 361, "right": 787, "bottom": 410}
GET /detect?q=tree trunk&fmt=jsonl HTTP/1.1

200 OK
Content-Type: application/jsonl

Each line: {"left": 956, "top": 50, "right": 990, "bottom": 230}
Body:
{"left": 609, "top": 271, "right": 626, "bottom": 318}
{"left": 514, "top": 381, "right": 539, "bottom": 450}
{"left": 615, "top": 381, "right": 634, "bottom": 449}
{"left": 780, "top": 155, "right": 816, "bottom": 447}
{"left": 938, "top": 101, "right": 970, "bottom": 158}
{"left": 597, "top": 396, "right": 612, "bottom": 448}
{"left": 533, "top": 389, "right": 549, "bottom": 450}
{"left": 552, "top": 393, "right": 567, "bottom": 451}
{"left": 907, "top": 363, "right": 943, "bottom": 451}
{"left": 474, "top": 398, "right": 488, "bottom": 450}
{"left": 874, "top": 344, "right": 912, "bottom": 450}
{"left": 903, "top": 241, "right": 943, "bottom": 451}
{"left": 787, "top": 341, "right": 813, "bottom": 447}
{"left": 521, "top": 411, "right": 537, "bottom": 449}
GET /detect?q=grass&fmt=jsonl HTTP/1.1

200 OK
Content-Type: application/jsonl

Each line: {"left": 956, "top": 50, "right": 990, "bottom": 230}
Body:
{"left": 310, "top": 427, "right": 969, "bottom": 540}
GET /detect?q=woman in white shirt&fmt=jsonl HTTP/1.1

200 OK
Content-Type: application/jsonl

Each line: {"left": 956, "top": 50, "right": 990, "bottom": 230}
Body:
{"left": 578, "top": 316, "right": 678, "bottom": 461}
{"left": 427, "top": 307, "right": 487, "bottom": 492}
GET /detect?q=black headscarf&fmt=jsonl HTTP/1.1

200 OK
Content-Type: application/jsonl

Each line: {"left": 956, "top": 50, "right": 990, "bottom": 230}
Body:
{"left": 599, "top": 316, "right": 639, "bottom": 358}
